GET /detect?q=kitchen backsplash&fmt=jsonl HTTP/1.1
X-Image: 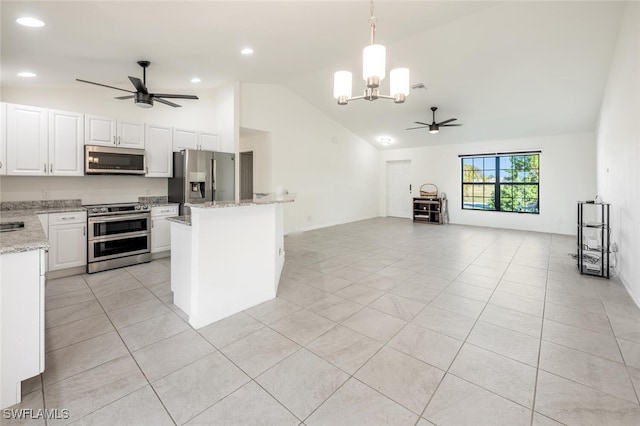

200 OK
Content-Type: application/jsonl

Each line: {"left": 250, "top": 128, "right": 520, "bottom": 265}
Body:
{"left": 138, "top": 196, "right": 168, "bottom": 205}
{"left": 0, "top": 199, "right": 83, "bottom": 211}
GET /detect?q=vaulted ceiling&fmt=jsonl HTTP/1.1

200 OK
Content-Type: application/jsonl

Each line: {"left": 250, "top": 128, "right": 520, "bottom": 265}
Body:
{"left": 1, "top": 1, "right": 626, "bottom": 149}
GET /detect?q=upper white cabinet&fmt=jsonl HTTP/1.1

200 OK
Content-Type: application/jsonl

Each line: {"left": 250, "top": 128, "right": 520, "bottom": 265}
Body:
{"left": 0, "top": 103, "right": 6, "bottom": 175}
{"left": 145, "top": 124, "right": 173, "bottom": 177}
{"left": 218, "top": 134, "right": 234, "bottom": 154}
{"left": 85, "top": 115, "right": 144, "bottom": 149}
{"left": 85, "top": 114, "right": 116, "bottom": 146}
{"left": 173, "top": 128, "right": 220, "bottom": 152}
{"left": 117, "top": 120, "right": 145, "bottom": 149}
{"left": 173, "top": 128, "right": 198, "bottom": 151}
{"left": 48, "top": 109, "right": 84, "bottom": 176}
{"left": 6, "top": 104, "right": 48, "bottom": 176}
{"left": 199, "top": 131, "right": 220, "bottom": 151}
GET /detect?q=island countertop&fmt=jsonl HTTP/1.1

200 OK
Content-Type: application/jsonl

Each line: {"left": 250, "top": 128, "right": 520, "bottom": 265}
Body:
{"left": 186, "top": 193, "right": 296, "bottom": 210}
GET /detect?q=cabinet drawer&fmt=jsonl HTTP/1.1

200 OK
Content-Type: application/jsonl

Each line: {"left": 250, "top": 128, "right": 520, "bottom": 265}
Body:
{"left": 151, "top": 205, "right": 179, "bottom": 217}
{"left": 49, "top": 211, "right": 87, "bottom": 225}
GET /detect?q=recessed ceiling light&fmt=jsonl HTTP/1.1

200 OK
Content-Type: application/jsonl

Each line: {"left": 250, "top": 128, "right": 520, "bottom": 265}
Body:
{"left": 190, "top": 77, "right": 201, "bottom": 83}
{"left": 378, "top": 137, "right": 393, "bottom": 146}
{"left": 17, "top": 71, "right": 37, "bottom": 78}
{"left": 241, "top": 48, "right": 254, "bottom": 55}
{"left": 16, "top": 17, "right": 45, "bottom": 27}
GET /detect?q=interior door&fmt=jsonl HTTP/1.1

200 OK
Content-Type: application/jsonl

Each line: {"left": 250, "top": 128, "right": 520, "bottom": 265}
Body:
{"left": 387, "top": 160, "right": 411, "bottom": 218}
{"left": 240, "top": 151, "right": 254, "bottom": 200}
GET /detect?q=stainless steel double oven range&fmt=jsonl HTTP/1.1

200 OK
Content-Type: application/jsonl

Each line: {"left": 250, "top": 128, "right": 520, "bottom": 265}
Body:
{"left": 84, "top": 203, "right": 151, "bottom": 273}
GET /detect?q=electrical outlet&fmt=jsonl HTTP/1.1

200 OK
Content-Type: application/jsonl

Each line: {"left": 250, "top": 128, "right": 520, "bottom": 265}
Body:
{"left": 42, "top": 190, "right": 50, "bottom": 199}
{"left": 612, "top": 242, "right": 619, "bottom": 253}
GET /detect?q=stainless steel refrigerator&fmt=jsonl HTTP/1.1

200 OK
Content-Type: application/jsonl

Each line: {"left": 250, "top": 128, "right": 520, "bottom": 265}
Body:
{"left": 168, "top": 150, "right": 235, "bottom": 215}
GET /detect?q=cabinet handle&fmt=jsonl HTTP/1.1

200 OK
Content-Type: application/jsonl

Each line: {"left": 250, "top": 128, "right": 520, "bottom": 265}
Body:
{"left": 113, "top": 136, "right": 116, "bottom": 145}
{"left": 83, "top": 226, "right": 86, "bottom": 236}
{"left": 151, "top": 219, "right": 154, "bottom": 228}
{"left": 0, "top": 161, "right": 3, "bottom": 169}
{"left": 118, "top": 136, "right": 121, "bottom": 145}
{"left": 160, "top": 209, "right": 170, "bottom": 213}
{"left": 44, "top": 163, "right": 47, "bottom": 173}
{"left": 50, "top": 163, "right": 53, "bottom": 173}
{"left": 61, "top": 216, "right": 76, "bottom": 220}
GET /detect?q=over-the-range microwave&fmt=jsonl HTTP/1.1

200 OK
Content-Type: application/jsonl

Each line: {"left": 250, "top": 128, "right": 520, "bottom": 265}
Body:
{"left": 85, "top": 145, "right": 146, "bottom": 175}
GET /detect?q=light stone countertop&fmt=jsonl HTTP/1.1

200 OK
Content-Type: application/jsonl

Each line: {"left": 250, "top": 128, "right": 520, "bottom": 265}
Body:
{"left": 167, "top": 216, "right": 191, "bottom": 226}
{"left": 186, "top": 193, "right": 296, "bottom": 210}
{"left": 0, "top": 206, "right": 86, "bottom": 255}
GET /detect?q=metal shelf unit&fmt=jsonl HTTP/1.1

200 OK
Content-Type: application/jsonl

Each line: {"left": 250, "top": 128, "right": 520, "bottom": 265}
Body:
{"left": 577, "top": 201, "right": 610, "bottom": 278}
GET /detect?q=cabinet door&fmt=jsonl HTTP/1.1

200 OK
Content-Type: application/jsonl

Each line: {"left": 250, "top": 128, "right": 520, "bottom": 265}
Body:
{"left": 85, "top": 114, "right": 116, "bottom": 146}
{"left": 6, "top": 104, "right": 48, "bottom": 176}
{"left": 117, "top": 120, "right": 145, "bottom": 149}
{"left": 49, "top": 109, "right": 84, "bottom": 176}
{"left": 172, "top": 128, "right": 198, "bottom": 152}
{"left": 218, "top": 134, "right": 235, "bottom": 154}
{"left": 151, "top": 217, "right": 172, "bottom": 253}
{"left": 145, "top": 124, "right": 173, "bottom": 177}
{"left": 199, "top": 131, "right": 220, "bottom": 151}
{"left": 48, "top": 223, "right": 87, "bottom": 271}
{"left": 0, "top": 102, "right": 6, "bottom": 175}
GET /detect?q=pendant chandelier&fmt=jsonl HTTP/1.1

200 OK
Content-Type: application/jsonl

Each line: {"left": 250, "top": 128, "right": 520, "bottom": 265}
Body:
{"left": 333, "top": 0, "right": 410, "bottom": 105}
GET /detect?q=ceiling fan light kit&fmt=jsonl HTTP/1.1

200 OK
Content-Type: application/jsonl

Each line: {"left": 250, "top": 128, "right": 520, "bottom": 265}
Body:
{"left": 333, "top": 0, "right": 409, "bottom": 105}
{"left": 76, "top": 60, "right": 199, "bottom": 108}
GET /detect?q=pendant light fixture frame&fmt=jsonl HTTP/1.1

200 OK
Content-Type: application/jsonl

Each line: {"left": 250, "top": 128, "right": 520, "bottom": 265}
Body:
{"left": 334, "top": 0, "right": 409, "bottom": 105}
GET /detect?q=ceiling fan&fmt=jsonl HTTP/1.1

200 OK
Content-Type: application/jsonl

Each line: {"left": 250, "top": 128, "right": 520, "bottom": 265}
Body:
{"left": 76, "top": 60, "right": 198, "bottom": 108}
{"left": 406, "top": 107, "right": 462, "bottom": 134}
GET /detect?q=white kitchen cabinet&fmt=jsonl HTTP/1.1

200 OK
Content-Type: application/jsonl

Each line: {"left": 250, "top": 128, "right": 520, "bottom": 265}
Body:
{"left": 85, "top": 115, "right": 144, "bottom": 148}
{"left": 117, "top": 120, "right": 145, "bottom": 148}
{"left": 151, "top": 205, "right": 179, "bottom": 253}
{"left": 145, "top": 124, "right": 173, "bottom": 177}
{"left": 173, "top": 128, "right": 220, "bottom": 152}
{"left": 0, "top": 103, "right": 6, "bottom": 175}
{"left": 218, "top": 134, "right": 234, "bottom": 154}
{"left": 199, "top": 131, "right": 220, "bottom": 151}
{"left": 48, "top": 109, "right": 84, "bottom": 176}
{"left": 85, "top": 114, "right": 116, "bottom": 146}
{"left": 48, "top": 211, "right": 87, "bottom": 271}
{"left": 173, "top": 128, "right": 198, "bottom": 151}
{"left": 0, "top": 249, "right": 45, "bottom": 409}
{"left": 5, "top": 104, "right": 48, "bottom": 176}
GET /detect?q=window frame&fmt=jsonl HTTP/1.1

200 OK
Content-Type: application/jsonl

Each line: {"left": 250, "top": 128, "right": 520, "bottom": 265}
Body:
{"left": 460, "top": 152, "right": 540, "bottom": 214}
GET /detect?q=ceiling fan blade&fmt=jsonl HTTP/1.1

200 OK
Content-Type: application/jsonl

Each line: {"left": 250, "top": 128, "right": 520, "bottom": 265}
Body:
{"left": 441, "top": 124, "right": 463, "bottom": 127}
{"left": 76, "top": 79, "right": 134, "bottom": 93}
{"left": 114, "top": 95, "right": 134, "bottom": 100}
{"left": 414, "top": 121, "right": 430, "bottom": 126}
{"left": 128, "top": 76, "right": 148, "bottom": 94}
{"left": 152, "top": 93, "right": 199, "bottom": 100}
{"left": 154, "top": 97, "right": 182, "bottom": 108}
{"left": 437, "top": 118, "right": 457, "bottom": 125}
{"left": 406, "top": 126, "right": 429, "bottom": 130}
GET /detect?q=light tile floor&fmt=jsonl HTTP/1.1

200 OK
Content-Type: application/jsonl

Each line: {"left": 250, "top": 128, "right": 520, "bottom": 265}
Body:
{"left": 7, "top": 218, "right": 640, "bottom": 425}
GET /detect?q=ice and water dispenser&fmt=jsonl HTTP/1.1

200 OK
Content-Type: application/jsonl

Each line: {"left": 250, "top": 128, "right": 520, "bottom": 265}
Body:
{"left": 189, "top": 172, "right": 206, "bottom": 200}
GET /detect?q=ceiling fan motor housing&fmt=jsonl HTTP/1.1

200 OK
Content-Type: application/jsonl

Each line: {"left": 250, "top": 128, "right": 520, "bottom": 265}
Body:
{"left": 135, "top": 92, "right": 153, "bottom": 108}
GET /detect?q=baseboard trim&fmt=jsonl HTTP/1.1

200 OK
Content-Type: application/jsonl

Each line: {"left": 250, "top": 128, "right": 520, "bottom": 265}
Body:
{"left": 151, "top": 251, "right": 170, "bottom": 260}
{"left": 45, "top": 266, "right": 85, "bottom": 280}
{"left": 617, "top": 267, "right": 640, "bottom": 309}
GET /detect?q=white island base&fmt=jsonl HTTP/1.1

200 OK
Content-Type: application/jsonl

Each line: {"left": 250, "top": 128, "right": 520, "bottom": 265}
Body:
{"left": 170, "top": 199, "right": 290, "bottom": 329}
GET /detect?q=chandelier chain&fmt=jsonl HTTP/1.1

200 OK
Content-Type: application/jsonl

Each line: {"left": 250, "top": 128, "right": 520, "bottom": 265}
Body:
{"left": 369, "top": 0, "right": 377, "bottom": 45}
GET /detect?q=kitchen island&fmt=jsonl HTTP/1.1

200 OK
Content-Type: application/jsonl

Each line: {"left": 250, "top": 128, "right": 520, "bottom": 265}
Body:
{"left": 168, "top": 194, "right": 295, "bottom": 328}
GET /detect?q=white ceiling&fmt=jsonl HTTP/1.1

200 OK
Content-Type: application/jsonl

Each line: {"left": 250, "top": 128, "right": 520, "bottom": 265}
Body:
{"left": 0, "top": 1, "right": 626, "bottom": 149}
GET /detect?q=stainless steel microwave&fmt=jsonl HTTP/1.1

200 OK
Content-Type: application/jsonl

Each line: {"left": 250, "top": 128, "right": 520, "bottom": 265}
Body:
{"left": 85, "top": 145, "right": 146, "bottom": 175}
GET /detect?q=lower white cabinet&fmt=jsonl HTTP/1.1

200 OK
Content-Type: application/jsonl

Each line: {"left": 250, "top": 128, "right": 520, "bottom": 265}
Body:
{"left": 48, "top": 211, "right": 87, "bottom": 271}
{"left": 0, "top": 249, "right": 45, "bottom": 409}
{"left": 151, "top": 205, "right": 179, "bottom": 253}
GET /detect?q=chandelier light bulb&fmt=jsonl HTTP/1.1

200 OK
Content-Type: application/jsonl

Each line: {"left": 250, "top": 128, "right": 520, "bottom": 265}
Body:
{"left": 363, "top": 44, "right": 386, "bottom": 87}
{"left": 334, "top": 71, "right": 353, "bottom": 102}
{"left": 390, "top": 68, "right": 410, "bottom": 96}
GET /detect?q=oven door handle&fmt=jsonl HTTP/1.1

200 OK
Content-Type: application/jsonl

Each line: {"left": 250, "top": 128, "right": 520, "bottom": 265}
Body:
{"left": 88, "top": 230, "right": 150, "bottom": 243}
{"left": 88, "top": 213, "right": 151, "bottom": 224}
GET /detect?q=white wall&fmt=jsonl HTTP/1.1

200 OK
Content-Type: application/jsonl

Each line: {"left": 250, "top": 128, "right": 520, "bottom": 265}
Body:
{"left": 596, "top": 1, "right": 640, "bottom": 306}
{"left": 239, "top": 128, "right": 272, "bottom": 195}
{"left": 240, "top": 83, "right": 379, "bottom": 233}
{"left": 0, "top": 175, "right": 166, "bottom": 204}
{"left": 0, "top": 84, "right": 235, "bottom": 203}
{"left": 380, "top": 133, "right": 597, "bottom": 235}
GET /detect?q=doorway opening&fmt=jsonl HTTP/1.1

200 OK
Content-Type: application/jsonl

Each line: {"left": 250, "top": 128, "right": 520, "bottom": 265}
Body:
{"left": 386, "top": 160, "right": 411, "bottom": 218}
